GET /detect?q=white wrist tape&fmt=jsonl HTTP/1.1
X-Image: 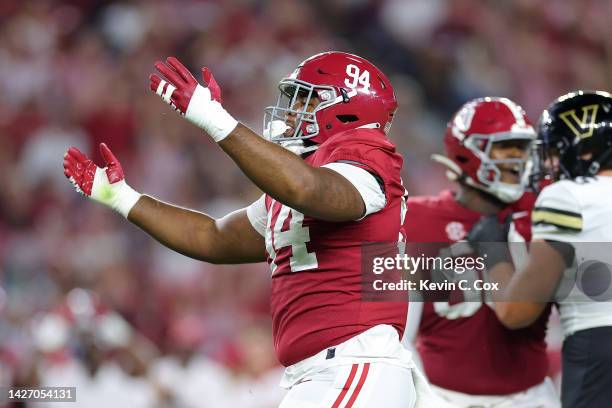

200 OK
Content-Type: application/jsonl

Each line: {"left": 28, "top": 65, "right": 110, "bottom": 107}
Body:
{"left": 91, "top": 168, "right": 142, "bottom": 218}
{"left": 185, "top": 85, "right": 238, "bottom": 142}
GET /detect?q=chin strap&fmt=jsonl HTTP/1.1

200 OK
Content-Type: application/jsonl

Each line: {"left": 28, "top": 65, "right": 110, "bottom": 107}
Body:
{"left": 280, "top": 140, "right": 319, "bottom": 156}
{"left": 431, "top": 154, "right": 463, "bottom": 181}
{"left": 588, "top": 146, "right": 612, "bottom": 176}
{"left": 430, "top": 154, "right": 468, "bottom": 183}
{"left": 356, "top": 123, "right": 382, "bottom": 130}
{"left": 431, "top": 153, "right": 486, "bottom": 190}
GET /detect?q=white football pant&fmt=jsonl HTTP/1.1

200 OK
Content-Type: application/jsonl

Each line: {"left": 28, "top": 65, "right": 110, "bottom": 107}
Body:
{"left": 430, "top": 377, "right": 560, "bottom": 408}
{"left": 279, "top": 361, "right": 416, "bottom": 408}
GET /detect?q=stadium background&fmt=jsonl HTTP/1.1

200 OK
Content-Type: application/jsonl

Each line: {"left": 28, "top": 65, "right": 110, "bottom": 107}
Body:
{"left": 0, "top": 0, "right": 610, "bottom": 406}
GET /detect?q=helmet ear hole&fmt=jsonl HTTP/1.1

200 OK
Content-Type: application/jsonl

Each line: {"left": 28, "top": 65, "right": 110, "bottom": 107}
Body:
{"left": 337, "top": 114, "right": 359, "bottom": 123}
{"left": 455, "top": 155, "right": 469, "bottom": 164}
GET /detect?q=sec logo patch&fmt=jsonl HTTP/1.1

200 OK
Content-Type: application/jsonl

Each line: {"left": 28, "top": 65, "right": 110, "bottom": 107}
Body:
{"left": 445, "top": 221, "right": 466, "bottom": 241}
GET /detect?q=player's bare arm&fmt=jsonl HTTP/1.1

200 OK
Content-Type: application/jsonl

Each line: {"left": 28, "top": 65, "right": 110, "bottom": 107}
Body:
{"left": 487, "top": 240, "right": 566, "bottom": 329}
{"left": 467, "top": 216, "right": 565, "bottom": 329}
{"left": 129, "top": 197, "right": 264, "bottom": 263}
{"left": 149, "top": 57, "right": 365, "bottom": 222}
{"left": 63, "top": 144, "right": 265, "bottom": 264}
{"left": 219, "top": 123, "right": 365, "bottom": 221}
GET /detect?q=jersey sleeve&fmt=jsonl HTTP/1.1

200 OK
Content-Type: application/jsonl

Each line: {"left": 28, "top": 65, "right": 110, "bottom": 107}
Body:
{"left": 311, "top": 129, "right": 404, "bottom": 207}
{"left": 531, "top": 182, "right": 583, "bottom": 242}
{"left": 246, "top": 194, "right": 267, "bottom": 237}
{"left": 322, "top": 162, "right": 386, "bottom": 217}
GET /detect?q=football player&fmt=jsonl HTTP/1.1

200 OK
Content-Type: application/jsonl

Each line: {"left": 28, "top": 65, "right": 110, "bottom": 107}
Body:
{"left": 63, "top": 52, "right": 424, "bottom": 407}
{"left": 403, "top": 97, "right": 560, "bottom": 407}
{"left": 468, "top": 90, "right": 612, "bottom": 408}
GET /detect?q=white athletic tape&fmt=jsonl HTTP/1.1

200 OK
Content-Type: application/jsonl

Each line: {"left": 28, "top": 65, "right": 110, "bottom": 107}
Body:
{"left": 184, "top": 85, "right": 238, "bottom": 142}
{"left": 155, "top": 79, "right": 237, "bottom": 142}
{"left": 163, "top": 84, "right": 176, "bottom": 104}
{"left": 91, "top": 168, "right": 141, "bottom": 218}
{"left": 156, "top": 80, "right": 166, "bottom": 96}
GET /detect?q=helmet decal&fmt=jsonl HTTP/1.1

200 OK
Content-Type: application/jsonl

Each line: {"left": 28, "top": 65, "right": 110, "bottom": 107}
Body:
{"left": 537, "top": 90, "right": 612, "bottom": 180}
{"left": 558, "top": 104, "right": 599, "bottom": 140}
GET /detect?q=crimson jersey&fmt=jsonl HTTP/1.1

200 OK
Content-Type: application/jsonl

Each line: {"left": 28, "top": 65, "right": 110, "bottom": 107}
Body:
{"left": 262, "top": 128, "right": 407, "bottom": 366}
{"left": 405, "top": 190, "right": 549, "bottom": 395}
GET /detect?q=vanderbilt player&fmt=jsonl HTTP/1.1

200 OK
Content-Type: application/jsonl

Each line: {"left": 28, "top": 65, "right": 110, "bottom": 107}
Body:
{"left": 469, "top": 90, "right": 612, "bottom": 408}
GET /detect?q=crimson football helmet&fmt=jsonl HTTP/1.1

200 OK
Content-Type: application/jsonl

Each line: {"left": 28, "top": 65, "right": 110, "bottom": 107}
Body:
{"left": 264, "top": 51, "right": 397, "bottom": 154}
{"left": 433, "top": 97, "right": 536, "bottom": 203}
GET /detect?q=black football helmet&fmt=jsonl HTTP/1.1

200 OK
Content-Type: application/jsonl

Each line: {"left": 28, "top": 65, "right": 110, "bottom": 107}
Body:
{"left": 536, "top": 90, "right": 612, "bottom": 180}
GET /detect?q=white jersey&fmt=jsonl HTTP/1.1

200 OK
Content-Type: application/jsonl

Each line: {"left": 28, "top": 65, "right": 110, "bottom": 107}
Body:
{"left": 532, "top": 176, "right": 612, "bottom": 337}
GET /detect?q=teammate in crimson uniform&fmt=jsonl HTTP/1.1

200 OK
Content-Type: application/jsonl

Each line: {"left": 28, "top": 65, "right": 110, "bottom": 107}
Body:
{"left": 62, "top": 52, "right": 426, "bottom": 407}
{"left": 402, "top": 98, "right": 559, "bottom": 407}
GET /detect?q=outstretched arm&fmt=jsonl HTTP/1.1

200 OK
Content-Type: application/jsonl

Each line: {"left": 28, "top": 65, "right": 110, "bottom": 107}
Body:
{"left": 128, "top": 197, "right": 264, "bottom": 263}
{"left": 149, "top": 57, "right": 366, "bottom": 222}
{"left": 63, "top": 144, "right": 265, "bottom": 264}
{"left": 218, "top": 124, "right": 366, "bottom": 221}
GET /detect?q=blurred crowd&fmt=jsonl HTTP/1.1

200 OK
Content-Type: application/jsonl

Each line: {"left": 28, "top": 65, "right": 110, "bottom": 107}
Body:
{"left": 0, "top": 0, "right": 609, "bottom": 406}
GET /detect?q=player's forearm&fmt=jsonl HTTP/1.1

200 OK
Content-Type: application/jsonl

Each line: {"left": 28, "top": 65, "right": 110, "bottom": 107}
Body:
{"left": 219, "top": 124, "right": 319, "bottom": 209}
{"left": 219, "top": 124, "right": 363, "bottom": 221}
{"left": 492, "top": 241, "right": 565, "bottom": 328}
{"left": 488, "top": 262, "right": 514, "bottom": 302}
{"left": 494, "top": 301, "right": 545, "bottom": 329}
{"left": 127, "top": 195, "right": 236, "bottom": 263}
{"left": 489, "top": 263, "right": 546, "bottom": 328}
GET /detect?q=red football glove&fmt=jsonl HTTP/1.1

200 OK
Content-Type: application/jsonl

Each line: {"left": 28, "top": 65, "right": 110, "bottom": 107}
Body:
{"left": 63, "top": 143, "right": 141, "bottom": 217}
{"left": 149, "top": 57, "right": 237, "bottom": 142}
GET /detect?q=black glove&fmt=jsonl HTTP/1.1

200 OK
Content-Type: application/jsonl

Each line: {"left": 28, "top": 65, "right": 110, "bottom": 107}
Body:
{"left": 467, "top": 215, "right": 512, "bottom": 270}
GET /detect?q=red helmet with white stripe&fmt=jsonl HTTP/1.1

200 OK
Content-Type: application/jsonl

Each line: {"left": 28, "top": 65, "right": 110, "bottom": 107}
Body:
{"left": 433, "top": 97, "right": 536, "bottom": 203}
{"left": 263, "top": 51, "right": 397, "bottom": 154}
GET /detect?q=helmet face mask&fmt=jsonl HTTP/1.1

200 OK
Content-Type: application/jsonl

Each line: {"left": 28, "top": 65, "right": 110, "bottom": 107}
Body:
{"left": 263, "top": 79, "right": 341, "bottom": 142}
{"left": 438, "top": 97, "right": 537, "bottom": 203}
{"left": 530, "top": 139, "right": 557, "bottom": 186}
{"left": 537, "top": 133, "right": 575, "bottom": 181}
{"left": 263, "top": 51, "right": 397, "bottom": 154}
{"left": 466, "top": 133, "right": 535, "bottom": 202}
